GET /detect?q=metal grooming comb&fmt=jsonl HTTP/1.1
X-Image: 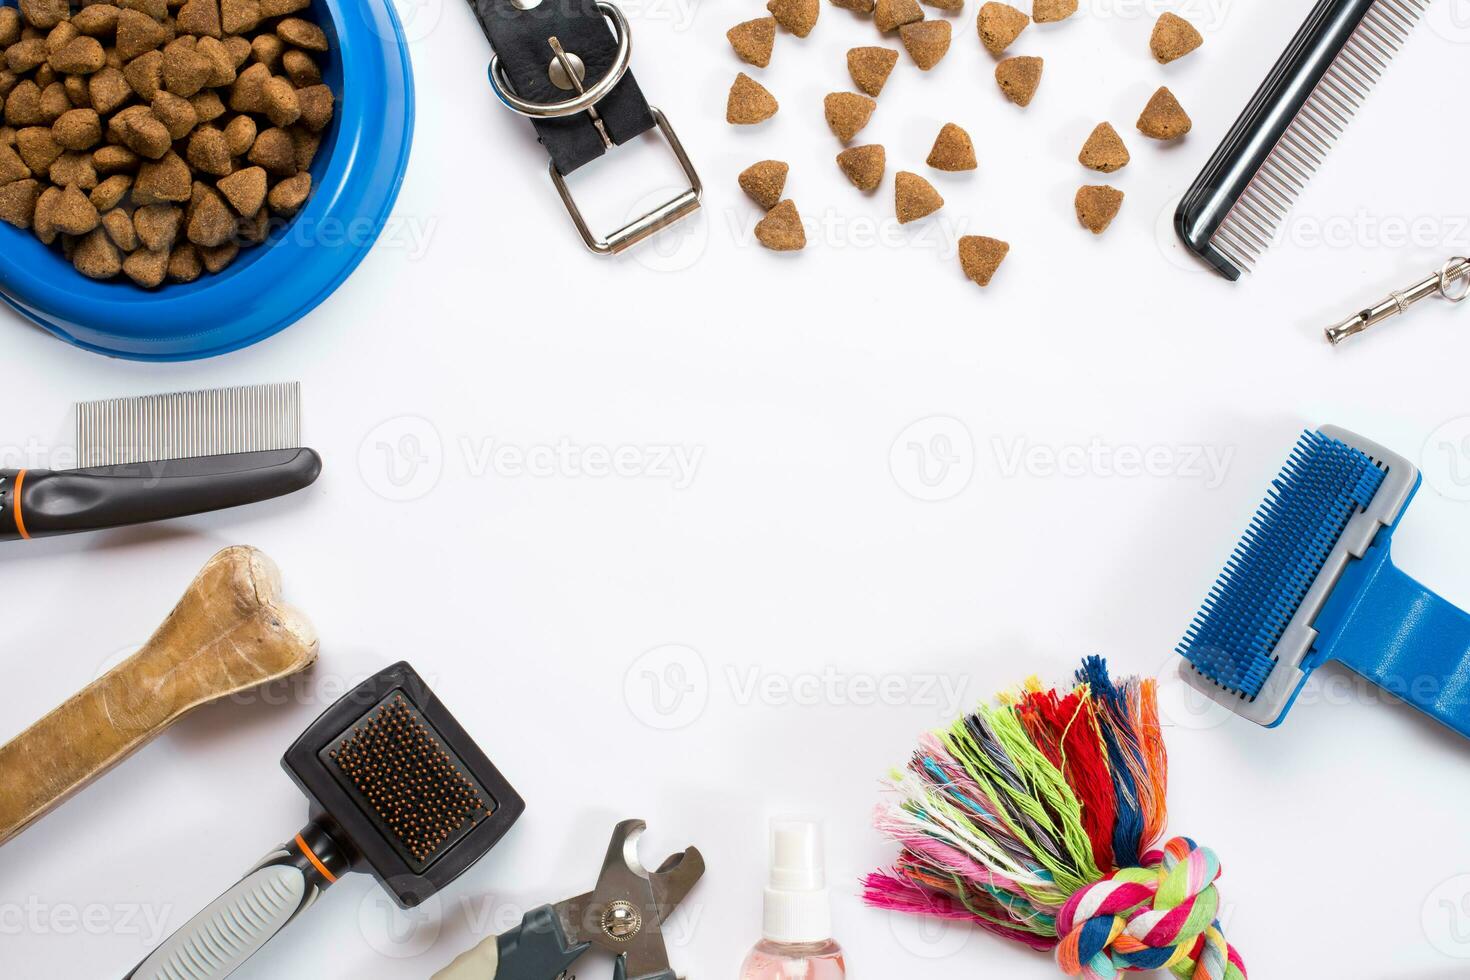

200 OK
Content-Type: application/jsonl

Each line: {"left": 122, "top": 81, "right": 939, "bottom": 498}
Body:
{"left": 1176, "top": 0, "right": 1431, "bottom": 279}
{"left": 1, "top": 382, "right": 319, "bottom": 542}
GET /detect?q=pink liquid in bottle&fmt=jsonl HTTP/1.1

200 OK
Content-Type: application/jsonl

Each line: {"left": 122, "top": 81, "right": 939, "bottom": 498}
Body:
{"left": 740, "top": 821, "right": 846, "bottom": 980}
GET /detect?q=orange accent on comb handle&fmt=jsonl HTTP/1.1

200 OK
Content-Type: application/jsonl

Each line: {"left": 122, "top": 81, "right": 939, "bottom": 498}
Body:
{"left": 12, "top": 470, "right": 29, "bottom": 540}
{"left": 295, "top": 833, "right": 338, "bottom": 883}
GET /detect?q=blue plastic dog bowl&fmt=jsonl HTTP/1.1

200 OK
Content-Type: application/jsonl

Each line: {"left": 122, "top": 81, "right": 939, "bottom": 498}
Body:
{"left": 0, "top": 0, "right": 414, "bottom": 360}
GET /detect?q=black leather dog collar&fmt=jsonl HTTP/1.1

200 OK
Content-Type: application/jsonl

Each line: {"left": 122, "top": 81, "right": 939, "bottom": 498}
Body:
{"left": 471, "top": 0, "right": 652, "bottom": 176}
{"left": 470, "top": 0, "right": 702, "bottom": 255}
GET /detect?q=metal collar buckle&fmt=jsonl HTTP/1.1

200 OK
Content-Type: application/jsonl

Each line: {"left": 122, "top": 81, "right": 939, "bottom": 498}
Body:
{"left": 487, "top": 1, "right": 702, "bottom": 256}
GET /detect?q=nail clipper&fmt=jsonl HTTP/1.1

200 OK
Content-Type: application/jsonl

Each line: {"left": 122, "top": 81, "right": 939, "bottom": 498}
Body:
{"left": 434, "top": 819, "right": 705, "bottom": 980}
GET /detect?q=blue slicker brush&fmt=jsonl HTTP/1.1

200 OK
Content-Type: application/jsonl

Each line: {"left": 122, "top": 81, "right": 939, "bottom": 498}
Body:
{"left": 1178, "top": 425, "right": 1470, "bottom": 736}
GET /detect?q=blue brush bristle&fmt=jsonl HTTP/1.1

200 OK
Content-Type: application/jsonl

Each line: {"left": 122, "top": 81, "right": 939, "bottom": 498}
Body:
{"left": 1179, "top": 430, "right": 1386, "bottom": 699}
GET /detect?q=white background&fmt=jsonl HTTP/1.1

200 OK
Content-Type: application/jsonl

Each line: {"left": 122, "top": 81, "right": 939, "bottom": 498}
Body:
{"left": 4, "top": 0, "right": 1470, "bottom": 977}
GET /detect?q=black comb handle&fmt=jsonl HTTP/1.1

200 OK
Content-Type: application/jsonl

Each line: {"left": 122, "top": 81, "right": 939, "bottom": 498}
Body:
{"left": 0, "top": 449, "right": 321, "bottom": 541}
{"left": 123, "top": 821, "right": 351, "bottom": 980}
{"left": 1175, "top": 0, "right": 1377, "bottom": 278}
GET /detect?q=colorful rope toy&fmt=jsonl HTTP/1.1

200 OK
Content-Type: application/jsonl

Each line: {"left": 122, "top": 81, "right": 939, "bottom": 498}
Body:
{"left": 865, "top": 657, "right": 1246, "bottom": 980}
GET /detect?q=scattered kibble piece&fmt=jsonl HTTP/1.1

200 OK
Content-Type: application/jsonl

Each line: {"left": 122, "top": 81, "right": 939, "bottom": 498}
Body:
{"left": 727, "top": 17, "right": 777, "bottom": 67}
{"left": 1078, "top": 122, "right": 1129, "bottom": 172}
{"left": 102, "top": 206, "right": 138, "bottom": 250}
{"left": 755, "top": 199, "right": 806, "bottom": 250}
{"left": 168, "top": 242, "right": 203, "bottom": 282}
{"left": 900, "top": 20, "right": 951, "bottom": 70}
{"left": 977, "top": 1, "right": 1028, "bottom": 55}
{"left": 72, "top": 225, "right": 122, "bottom": 279}
{"left": 831, "top": 0, "right": 876, "bottom": 11}
{"left": 824, "top": 91, "right": 876, "bottom": 142}
{"left": 0, "top": 177, "right": 39, "bottom": 228}
{"left": 739, "top": 159, "right": 789, "bottom": 210}
{"left": 1032, "top": 0, "right": 1076, "bottom": 22}
{"left": 927, "top": 122, "right": 976, "bottom": 171}
{"left": 267, "top": 171, "right": 311, "bottom": 216}
{"left": 1151, "top": 12, "right": 1203, "bottom": 63}
{"left": 89, "top": 175, "right": 132, "bottom": 212}
{"left": 728, "top": 73, "right": 779, "bottom": 124}
{"left": 874, "top": 0, "right": 923, "bottom": 33}
{"left": 923, "top": 0, "right": 963, "bottom": 9}
{"left": 995, "top": 55, "right": 1043, "bottom": 106}
{"left": 768, "top": 0, "right": 819, "bottom": 37}
{"left": 123, "top": 246, "right": 170, "bottom": 288}
{"left": 0, "top": 142, "right": 29, "bottom": 182}
{"left": 1137, "top": 86, "right": 1191, "bottom": 139}
{"left": 895, "top": 170, "right": 943, "bottom": 223}
{"left": 1075, "top": 184, "right": 1124, "bottom": 234}
{"left": 53, "top": 182, "right": 100, "bottom": 235}
{"left": 277, "top": 18, "right": 328, "bottom": 51}
{"left": 218, "top": 165, "right": 267, "bottom": 216}
{"left": 836, "top": 143, "right": 885, "bottom": 190}
{"left": 959, "top": 235, "right": 1008, "bottom": 286}
{"left": 134, "top": 204, "right": 183, "bottom": 251}
{"left": 847, "top": 46, "right": 898, "bottom": 97}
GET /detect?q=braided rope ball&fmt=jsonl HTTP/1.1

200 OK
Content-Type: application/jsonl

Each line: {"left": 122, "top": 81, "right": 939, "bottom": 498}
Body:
{"left": 1054, "top": 838, "right": 1247, "bottom": 980}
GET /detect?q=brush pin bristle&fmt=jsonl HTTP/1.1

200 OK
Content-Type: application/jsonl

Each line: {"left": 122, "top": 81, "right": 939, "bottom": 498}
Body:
{"left": 1209, "top": 0, "right": 1429, "bottom": 275}
{"left": 1179, "top": 430, "right": 1386, "bottom": 699}
{"left": 73, "top": 382, "right": 302, "bottom": 468}
{"left": 329, "top": 695, "right": 491, "bottom": 867}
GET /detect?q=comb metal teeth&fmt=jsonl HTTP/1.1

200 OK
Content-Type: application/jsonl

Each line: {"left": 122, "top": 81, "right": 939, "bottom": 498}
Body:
{"left": 1209, "top": 0, "right": 1430, "bottom": 275}
{"left": 73, "top": 382, "right": 301, "bottom": 468}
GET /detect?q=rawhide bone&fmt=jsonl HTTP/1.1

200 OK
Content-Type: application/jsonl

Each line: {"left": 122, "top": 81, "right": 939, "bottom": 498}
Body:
{"left": 0, "top": 545, "right": 318, "bottom": 846}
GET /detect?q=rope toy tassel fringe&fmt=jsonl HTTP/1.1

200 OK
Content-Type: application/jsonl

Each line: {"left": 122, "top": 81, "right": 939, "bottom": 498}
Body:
{"left": 864, "top": 658, "right": 1246, "bottom": 980}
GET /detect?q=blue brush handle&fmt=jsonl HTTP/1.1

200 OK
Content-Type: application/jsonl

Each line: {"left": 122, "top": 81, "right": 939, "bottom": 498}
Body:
{"left": 1316, "top": 538, "right": 1470, "bottom": 737}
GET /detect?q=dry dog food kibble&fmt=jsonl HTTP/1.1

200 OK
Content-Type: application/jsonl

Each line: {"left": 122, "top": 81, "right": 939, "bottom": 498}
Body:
{"left": 824, "top": 91, "right": 876, "bottom": 142}
{"left": 1032, "top": 0, "right": 1077, "bottom": 23}
{"left": 0, "top": 0, "right": 337, "bottom": 285}
{"left": 1075, "top": 184, "right": 1124, "bottom": 234}
{"left": 995, "top": 55, "right": 1043, "bottom": 106}
{"left": 977, "top": 1, "right": 1028, "bottom": 55}
{"left": 894, "top": 170, "right": 942, "bottom": 223}
{"left": 899, "top": 20, "right": 950, "bottom": 70}
{"left": 1150, "top": 12, "right": 1202, "bottom": 63}
{"left": 1137, "top": 86, "right": 1191, "bottom": 139}
{"left": 1078, "top": 121, "right": 1129, "bottom": 172}
{"left": 927, "top": 122, "right": 976, "bottom": 172}
{"left": 728, "top": 73, "right": 779, "bottom": 124}
{"left": 739, "top": 159, "right": 789, "bottom": 210}
{"left": 959, "top": 235, "right": 1008, "bottom": 286}
{"left": 767, "top": 0, "right": 818, "bottom": 37}
{"left": 847, "top": 46, "right": 898, "bottom": 97}
{"left": 874, "top": 0, "right": 922, "bottom": 34}
{"left": 728, "top": 17, "right": 777, "bottom": 67}
{"left": 755, "top": 198, "right": 806, "bottom": 250}
{"left": 836, "top": 143, "right": 884, "bottom": 190}
{"left": 831, "top": 0, "right": 876, "bottom": 11}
